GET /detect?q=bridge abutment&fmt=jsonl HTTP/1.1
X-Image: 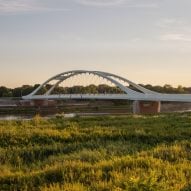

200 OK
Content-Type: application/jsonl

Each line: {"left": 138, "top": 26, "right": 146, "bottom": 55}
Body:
{"left": 133, "top": 101, "right": 161, "bottom": 114}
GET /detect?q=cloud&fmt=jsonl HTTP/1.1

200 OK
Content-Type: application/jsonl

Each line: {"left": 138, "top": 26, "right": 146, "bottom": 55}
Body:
{"left": 157, "top": 18, "right": 187, "bottom": 29}
{"left": 0, "top": 0, "right": 158, "bottom": 14}
{"left": 158, "top": 18, "right": 191, "bottom": 43}
{"left": 0, "top": 0, "right": 36, "bottom": 13}
{"left": 129, "top": 2, "right": 157, "bottom": 8}
{"left": 0, "top": 0, "right": 69, "bottom": 14}
{"left": 76, "top": 0, "right": 158, "bottom": 8}
{"left": 160, "top": 33, "right": 191, "bottom": 42}
{"left": 75, "top": 0, "right": 126, "bottom": 6}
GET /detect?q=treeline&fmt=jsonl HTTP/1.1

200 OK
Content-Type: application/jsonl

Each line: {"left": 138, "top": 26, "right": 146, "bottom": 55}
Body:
{"left": 142, "top": 84, "right": 191, "bottom": 94}
{"left": 0, "top": 84, "right": 191, "bottom": 97}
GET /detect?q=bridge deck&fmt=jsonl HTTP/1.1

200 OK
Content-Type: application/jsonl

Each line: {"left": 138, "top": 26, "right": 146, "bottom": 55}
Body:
{"left": 23, "top": 93, "right": 191, "bottom": 102}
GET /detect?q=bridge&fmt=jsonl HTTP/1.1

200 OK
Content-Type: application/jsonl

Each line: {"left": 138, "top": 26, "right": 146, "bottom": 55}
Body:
{"left": 22, "top": 70, "right": 191, "bottom": 114}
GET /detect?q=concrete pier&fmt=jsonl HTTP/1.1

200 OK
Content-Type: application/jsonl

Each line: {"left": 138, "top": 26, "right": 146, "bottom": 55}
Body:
{"left": 133, "top": 101, "right": 161, "bottom": 114}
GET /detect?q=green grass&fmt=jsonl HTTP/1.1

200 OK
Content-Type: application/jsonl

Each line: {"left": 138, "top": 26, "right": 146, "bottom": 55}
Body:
{"left": 0, "top": 113, "right": 191, "bottom": 190}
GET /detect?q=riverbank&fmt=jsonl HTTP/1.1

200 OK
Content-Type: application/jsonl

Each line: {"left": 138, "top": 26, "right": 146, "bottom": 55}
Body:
{"left": 1, "top": 99, "right": 191, "bottom": 117}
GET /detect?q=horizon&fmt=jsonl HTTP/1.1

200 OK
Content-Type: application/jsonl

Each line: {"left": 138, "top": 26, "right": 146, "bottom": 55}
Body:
{"left": 1, "top": 0, "right": 191, "bottom": 87}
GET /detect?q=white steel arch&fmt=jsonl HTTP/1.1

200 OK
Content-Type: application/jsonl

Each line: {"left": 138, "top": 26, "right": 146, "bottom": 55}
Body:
{"left": 22, "top": 70, "right": 191, "bottom": 102}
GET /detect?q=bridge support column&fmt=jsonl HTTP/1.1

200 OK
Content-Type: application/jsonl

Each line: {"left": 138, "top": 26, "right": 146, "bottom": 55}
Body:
{"left": 133, "top": 101, "right": 161, "bottom": 114}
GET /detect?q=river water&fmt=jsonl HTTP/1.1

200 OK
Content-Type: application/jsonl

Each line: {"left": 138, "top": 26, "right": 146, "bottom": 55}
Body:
{"left": 0, "top": 115, "right": 34, "bottom": 121}
{"left": 0, "top": 113, "right": 112, "bottom": 121}
{"left": 0, "top": 109, "right": 191, "bottom": 121}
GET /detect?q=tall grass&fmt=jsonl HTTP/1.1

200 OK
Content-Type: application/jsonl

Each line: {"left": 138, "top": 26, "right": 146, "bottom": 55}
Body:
{"left": 0, "top": 113, "right": 191, "bottom": 190}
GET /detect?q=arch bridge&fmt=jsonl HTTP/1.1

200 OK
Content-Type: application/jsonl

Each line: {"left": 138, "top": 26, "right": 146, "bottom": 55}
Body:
{"left": 22, "top": 70, "right": 191, "bottom": 114}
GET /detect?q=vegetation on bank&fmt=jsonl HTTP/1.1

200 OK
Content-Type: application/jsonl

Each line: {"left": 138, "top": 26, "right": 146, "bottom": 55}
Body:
{"left": 0, "top": 114, "right": 191, "bottom": 190}
{"left": 0, "top": 83, "right": 191, "bottom": 97}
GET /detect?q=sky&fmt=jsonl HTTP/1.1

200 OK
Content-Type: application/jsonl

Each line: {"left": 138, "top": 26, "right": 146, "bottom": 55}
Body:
{"left": 0, "top": 0, "right": 191, "bottom": 88}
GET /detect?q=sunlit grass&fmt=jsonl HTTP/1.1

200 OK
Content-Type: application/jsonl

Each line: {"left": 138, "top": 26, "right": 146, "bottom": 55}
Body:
{"left": 0, "top": 113, "right": 191, "bottom": 190}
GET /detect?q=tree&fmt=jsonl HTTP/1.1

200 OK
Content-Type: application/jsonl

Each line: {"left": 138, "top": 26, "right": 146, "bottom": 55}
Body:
{"left": 0, "top": 86, "right": 12, "bottom": 97}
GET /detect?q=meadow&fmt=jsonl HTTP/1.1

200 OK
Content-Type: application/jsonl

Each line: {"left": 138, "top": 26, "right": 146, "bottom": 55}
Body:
{"left": 0, "top": 113, "right": 191, "bottom": 191}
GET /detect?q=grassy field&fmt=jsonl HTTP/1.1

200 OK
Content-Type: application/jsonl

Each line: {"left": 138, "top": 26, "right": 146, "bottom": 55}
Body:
{"left": 0, "top": 114, "right": 191, "bottom": 191}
